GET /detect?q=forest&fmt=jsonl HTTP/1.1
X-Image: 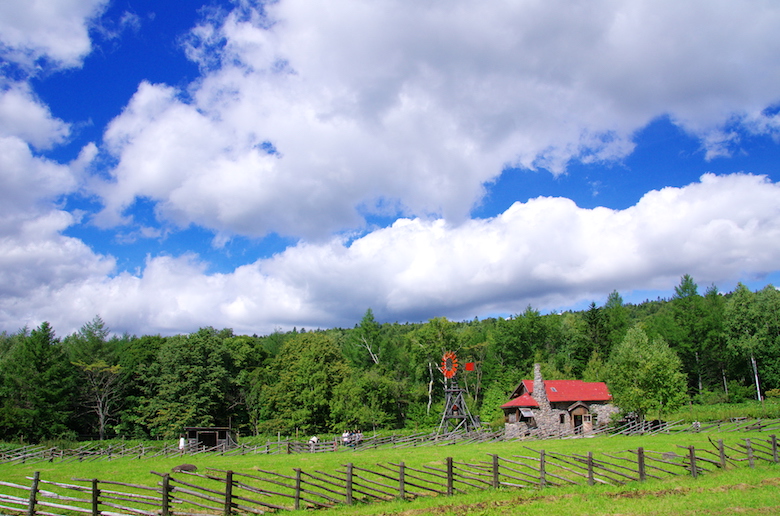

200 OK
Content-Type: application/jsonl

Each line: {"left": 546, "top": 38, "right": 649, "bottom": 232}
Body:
{"left": 0, "top": 275, "right": 779, "bottom": 443}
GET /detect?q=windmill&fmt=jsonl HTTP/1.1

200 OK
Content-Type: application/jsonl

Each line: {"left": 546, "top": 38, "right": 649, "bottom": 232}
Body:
{"left": 436, "top": 351, "right": 480, "bottom": 436}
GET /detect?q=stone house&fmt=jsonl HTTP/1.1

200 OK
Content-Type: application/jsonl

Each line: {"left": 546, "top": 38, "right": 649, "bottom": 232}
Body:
{"left": 501, "top": 364, "right": 619, "bottom": 438}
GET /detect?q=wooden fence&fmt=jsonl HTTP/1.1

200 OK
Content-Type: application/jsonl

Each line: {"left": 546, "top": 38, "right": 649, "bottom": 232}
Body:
{"left": 2, "top": 418, "right": 779, "bottom": 466}
{"left": 0, "top": 435, "right": 778, "bottom": 516}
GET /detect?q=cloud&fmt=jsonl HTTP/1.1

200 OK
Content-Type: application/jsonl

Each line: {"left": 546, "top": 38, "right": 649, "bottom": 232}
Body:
{"left": 0, "top": 136, "right": 77, "bottom": 217}
{"left": 93, "top": 0, "right": 780, "bottom": 242}
{"left": 0, "top": 0, "right": 108, "bottom": 69}
{"left": 0, "top": 134, "right": 111, "bottom": 315}
{"left": 4, "top": 173, "right": 779, "bottom": 336}
{"left": 0, "top": 83, "right": 70, "bottom": 149}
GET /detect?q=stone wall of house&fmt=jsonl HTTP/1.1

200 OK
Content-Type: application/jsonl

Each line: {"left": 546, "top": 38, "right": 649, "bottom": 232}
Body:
{"left": 504, "top": 421, "right": 529, "bottom": 438}
{"left": 590, "top": 402, "right": 621, "bottom": 426}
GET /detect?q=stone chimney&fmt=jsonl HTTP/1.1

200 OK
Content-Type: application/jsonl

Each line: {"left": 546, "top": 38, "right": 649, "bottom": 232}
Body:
{"left": 532, "top": 363, "right": 551, "bottom": 412}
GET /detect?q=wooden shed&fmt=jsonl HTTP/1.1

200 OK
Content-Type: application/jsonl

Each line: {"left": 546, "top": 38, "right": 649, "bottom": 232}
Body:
{"left": 183, "top": 427, "right": 237, "bottom": 451}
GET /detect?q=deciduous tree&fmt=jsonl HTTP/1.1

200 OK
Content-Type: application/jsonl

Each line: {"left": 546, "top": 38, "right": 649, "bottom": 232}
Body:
{"left": 607, "top": 326, "right": 687, "bottom": 420}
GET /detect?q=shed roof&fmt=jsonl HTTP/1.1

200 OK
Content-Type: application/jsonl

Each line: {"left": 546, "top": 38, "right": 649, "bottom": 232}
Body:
{"left": 501, "top": 380, "right": 611, "bottom": 409}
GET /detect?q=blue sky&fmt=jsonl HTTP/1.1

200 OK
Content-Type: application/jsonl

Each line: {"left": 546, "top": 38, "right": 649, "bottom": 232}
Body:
{"left": 2, "top": 0, "right": 780, "bottom": 336}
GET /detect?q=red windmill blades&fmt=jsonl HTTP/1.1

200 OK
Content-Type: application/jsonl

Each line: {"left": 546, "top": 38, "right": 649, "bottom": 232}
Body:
{"left": 441, "top": 351, "right": 458, "bottom": 379}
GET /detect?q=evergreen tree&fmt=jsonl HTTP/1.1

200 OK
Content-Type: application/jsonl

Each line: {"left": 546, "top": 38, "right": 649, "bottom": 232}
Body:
{"left": 0, "top": 322, "right": 77, "bottom": 441}
{"left": 137, "top": 328, "right": 235, "bottom": 438}
{"left": 603, "top": 291, "right": 630, "bottom": 354}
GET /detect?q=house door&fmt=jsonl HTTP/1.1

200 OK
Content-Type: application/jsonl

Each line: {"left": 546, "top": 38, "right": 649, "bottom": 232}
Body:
{"left": 571, "top": 406, "right": 589, "bottom": 434}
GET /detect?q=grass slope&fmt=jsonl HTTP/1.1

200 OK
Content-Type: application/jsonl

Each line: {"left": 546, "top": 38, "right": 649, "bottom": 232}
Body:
{"left": 1, "top": 431, "right": 778, "bottom": 515}
{"left": 323, "top": 465, "right": 780, "bottom": 516}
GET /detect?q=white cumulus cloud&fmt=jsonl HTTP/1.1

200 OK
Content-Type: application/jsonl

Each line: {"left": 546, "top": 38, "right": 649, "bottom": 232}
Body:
{"left": 0, "top": 0, "right": 108, "bottom": 69}
{"left": 3, "top": 173, "right": 779, "bottom": 336}
{"left": 93, "top": 0, "right": 780, "bottom": 242}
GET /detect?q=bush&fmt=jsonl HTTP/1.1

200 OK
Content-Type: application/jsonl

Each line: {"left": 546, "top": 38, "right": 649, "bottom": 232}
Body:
{"left": 726, "top": 381, "right": 755, "bottom": 403}
{"left": 693, "top": 389, "right": 728, "bottom": 405}
{"left": 765, "top": 388, "right": 780, "bottom": 399}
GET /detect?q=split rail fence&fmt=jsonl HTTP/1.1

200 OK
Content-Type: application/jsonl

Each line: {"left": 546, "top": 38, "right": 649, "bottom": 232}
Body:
{"left": 4, "top": 417, "right": 779, "bottom": 465}
{"left": 0, "top": 435, "right": 778, "bottom": 516}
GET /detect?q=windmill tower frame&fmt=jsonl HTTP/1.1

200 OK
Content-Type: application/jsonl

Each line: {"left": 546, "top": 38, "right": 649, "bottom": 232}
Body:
{"left": 436, "top": 351, "right": 480, "bottom": 436}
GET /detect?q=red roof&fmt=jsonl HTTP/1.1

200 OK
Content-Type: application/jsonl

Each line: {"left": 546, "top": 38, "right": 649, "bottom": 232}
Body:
{"left": 501, "top": 380, "right": 611, "bottom": 409}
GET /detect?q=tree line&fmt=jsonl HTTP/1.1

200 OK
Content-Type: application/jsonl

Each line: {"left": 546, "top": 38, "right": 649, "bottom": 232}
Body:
{"left": 1, "top": 275, "right": 779, "bottom": 443}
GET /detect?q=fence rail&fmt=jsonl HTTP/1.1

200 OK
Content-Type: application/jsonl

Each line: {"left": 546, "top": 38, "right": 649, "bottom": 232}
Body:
{"left": 1, "top": 434, "right": 779, "bottom": 516}
{"left": 3, "top": 418, "right": 779, "bottom": 465}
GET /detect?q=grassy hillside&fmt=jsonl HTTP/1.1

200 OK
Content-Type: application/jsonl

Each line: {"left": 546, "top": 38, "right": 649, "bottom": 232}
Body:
{"left": 2, "top": 431, "right": 773, "bottom": 484}
{"left": 322, "top": 464, "right": 780, "bottom": 516}
{"left": 1, "top": 430, "right": 779, "bottom": 516}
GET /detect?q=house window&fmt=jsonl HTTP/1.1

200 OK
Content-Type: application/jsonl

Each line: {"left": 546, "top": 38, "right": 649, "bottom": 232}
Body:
{"left": 559, "top": 414, "right": 566, "bottom": 424}
{"left": 584, "top": 415, "right": 592, "bottom": 422}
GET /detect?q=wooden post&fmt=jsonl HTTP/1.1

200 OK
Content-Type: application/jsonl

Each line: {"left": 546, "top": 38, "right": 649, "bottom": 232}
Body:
{"left": 398, "top": 462, "right": 406, "bottom": 500}
{"left": 688, "top": 446, "right": 698, "bottom": 478}
{"left": 91, "top": 478, "right": 100, "bottom": 516}
{"left": 718, "top": 439, "right": 726, "bottom": 469}
{"left": 346, "top": 463, "right": 354, "bottom": 505}
{"left": 491, "top": 454, "right": 500, "bottom": 488}
{"left": 771, "top": 435, "right": 778, "bottom": 463}
{"left": 539, "top": 450, "right": 547, "bottom": 487}
{"left": 26, "top": 471, "right": 39, "bottom": 516}
{"left": 446, "top": 457, "right": 454, "bottom": 496}
{"left": 224, "top": 470, "right": 233, "bottom": 516}
{"left": 637, "top": 447, "right": 646, "bottom": 481}
{"left": 161, "top": 473, "right": 171, "bottom": 516}
{"left": 746, "top": 439, "right": 755, "bottom": 468}
{"left": 587, "top": 452, "right": 594, "bottom": 486}
{"left": 294, "top": 469, "right": 302, "bottom": 510}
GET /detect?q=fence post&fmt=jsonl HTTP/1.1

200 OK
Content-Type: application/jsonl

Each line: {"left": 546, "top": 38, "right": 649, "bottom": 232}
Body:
{"left": 91, "top": 478, "right": 100, "bottom": 516}
{"left": 718, "top": 439, "right": 726, "bottom": 469}
{"left": 346, "top": 463, "right": 354, "bottom": 505}
{"left": 688, "top": 446, "right": 698, "bottom": 478}
{"left": 746, "top": 439, "right": 754, "bottom": 468}
{"left": 637, "top": 447, "right": 646, "bottom": 481}
{"left": 446, "top": 457, "right": 454, "bottom": 496}
{"left": 491, "top": 454, "right": 500, "bottom": 488}
{"left": 398, "top": 462, "right": 406, "bottom": 500}
{"left": 294, "top": 469, "right": 301, "bottom": 510}
{"left": 161, "top": 474, "right": 171, "bottom": 516}
{"left": 771, "top": 435, "right": 778, "bottom": 464}
{"left": 539, "top": 450, "right": 547, "bottom": 487}
{"left": 587, "top": 452, "right": 594, "bottom": 486}
{"left": 26, "top": 471, "right": 39, "bottom": 516}
{"left": 224, "top": 470, "right": 233, "bottom": 516}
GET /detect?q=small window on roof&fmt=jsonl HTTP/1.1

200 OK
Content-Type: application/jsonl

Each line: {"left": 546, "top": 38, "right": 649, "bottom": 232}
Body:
{"left": 551, "top": 387, "right": 557, "bottom": 392}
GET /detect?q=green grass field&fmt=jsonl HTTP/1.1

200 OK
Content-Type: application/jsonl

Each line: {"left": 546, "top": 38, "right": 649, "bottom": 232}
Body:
{"left": 665, "top": 399, "right": 780, "bottom": 423}
{"left": 1, "top": 430, "right": 779, "bottom": 515}
{"left": 321, "top": 465, "right": 780, "bottom": 516}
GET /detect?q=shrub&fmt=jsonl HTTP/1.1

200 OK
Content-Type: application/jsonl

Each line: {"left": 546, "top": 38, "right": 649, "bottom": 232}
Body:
{"left": 765, "top": 388, "right": 780, "bottom": 399}
{"left": 726, "top": 381, "right": 754, "bottom": 403}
